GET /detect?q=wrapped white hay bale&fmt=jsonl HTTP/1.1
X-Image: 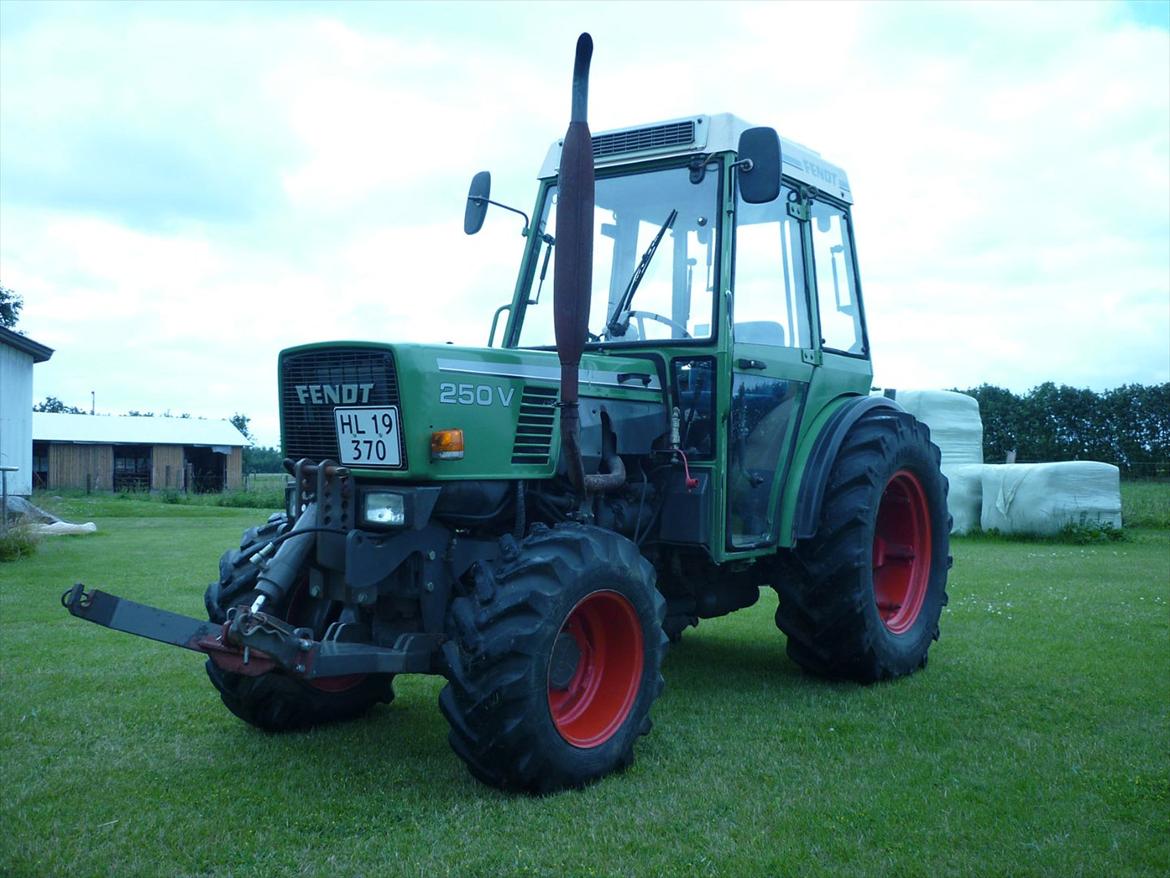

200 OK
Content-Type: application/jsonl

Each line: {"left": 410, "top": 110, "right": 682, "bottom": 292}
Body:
{"left": 31, "top": 521, "right": 98, "bottom": 536}
{"left": 3, "top": 497, "right": 97, "bottom": 536}
{"left": 874, "top": 389, "right": 985, "bottom": 533}
{"left": 980, "top": 462, "right": 1122, "bottom": 535}
{"left": 941, "top": 463, "right": 985, "bottom": 534}
{"left": 882, "top": 390, "right": 983, "bottom": 466}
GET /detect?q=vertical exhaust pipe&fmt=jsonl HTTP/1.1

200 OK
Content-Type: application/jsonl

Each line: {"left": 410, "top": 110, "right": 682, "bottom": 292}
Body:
{"left": 554, "top": 33, "right": 595, "bottom": 494}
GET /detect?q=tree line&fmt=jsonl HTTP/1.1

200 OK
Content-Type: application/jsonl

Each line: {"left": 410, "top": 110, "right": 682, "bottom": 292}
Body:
{"left": 955, "top": 383, "right": 1170, "bottom": 477}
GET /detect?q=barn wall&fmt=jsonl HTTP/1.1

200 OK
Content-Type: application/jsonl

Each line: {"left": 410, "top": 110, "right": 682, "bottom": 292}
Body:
{"left": 152, "top": 445, "right": 185, "bottom": 490}
{"left": 226, "top": 447, "right": 243, "bottom": 490}
{"left": 48, "top": 443, "right": 114, "bottom": 491}
{"left": 0, "top": 343, "right": 34, "bottom": 495}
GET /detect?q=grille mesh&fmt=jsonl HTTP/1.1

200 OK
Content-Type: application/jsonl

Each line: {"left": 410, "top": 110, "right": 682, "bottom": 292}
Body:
{"left": 511, "top": 386, "right": 558, "bottom": 465}
{"left": 592, "top": 120, "right": 696, "bottom": 159}
{"left": 280, "top": 348, "right": 403, "bottom": 465}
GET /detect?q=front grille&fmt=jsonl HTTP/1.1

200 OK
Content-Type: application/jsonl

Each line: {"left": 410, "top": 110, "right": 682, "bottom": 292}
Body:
{"left": 511, "top": 386, "right": 558, "bottom": 465}
{"left": 592, "top": 120, "right": 696, "bottom": 160}
{"left": 280, "top": 348, "right": 403, "bottom": 464}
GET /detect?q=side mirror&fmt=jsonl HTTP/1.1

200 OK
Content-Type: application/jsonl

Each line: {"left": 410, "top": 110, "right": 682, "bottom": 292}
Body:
{"left": 464, "top": 171, "right": 491, "bottom": 235}
{"left": 735, "top": 127, "right": 781, "bottom": 204}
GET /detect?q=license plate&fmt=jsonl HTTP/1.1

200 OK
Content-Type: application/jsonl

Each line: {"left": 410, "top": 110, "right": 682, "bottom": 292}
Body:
{"left": 333, "top": 406, "right": 403, "bottom": 467}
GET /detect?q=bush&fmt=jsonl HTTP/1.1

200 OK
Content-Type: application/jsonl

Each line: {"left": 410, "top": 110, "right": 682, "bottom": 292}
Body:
{"left": 962, "top": 523, "right": 1127, "bottom": 545}
{"left": 0, "top": 525, "right": 39, "bottom": 562}
{"left": 955, "top": 382, "right": 1170, "bottom": 475}
{"left": 214, "top": 489, "right": 283, "bottom": 510}
{"left": 1056, "top": 522, "right": 1126, "bottom": 544}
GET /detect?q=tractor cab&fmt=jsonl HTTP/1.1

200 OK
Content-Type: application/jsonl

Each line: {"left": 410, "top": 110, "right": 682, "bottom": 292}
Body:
{"left": 476, "top": 113, "right": 873, "bottom": 558}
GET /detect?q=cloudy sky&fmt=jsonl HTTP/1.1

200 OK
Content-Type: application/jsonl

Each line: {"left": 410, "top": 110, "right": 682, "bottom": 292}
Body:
{"left": 2, "top": 0, "right": 1167, "bottom": 446}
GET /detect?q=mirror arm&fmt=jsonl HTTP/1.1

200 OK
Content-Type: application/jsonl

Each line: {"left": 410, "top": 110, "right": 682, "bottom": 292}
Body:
{"left": 469, "top": 197, "right": 531, "bottom": 235}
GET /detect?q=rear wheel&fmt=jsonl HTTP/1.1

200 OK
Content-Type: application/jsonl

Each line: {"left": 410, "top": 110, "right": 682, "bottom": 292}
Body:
{"left": 440, "top": 523, "right": 667, "bottom": 792}
{"left": 775, "top": 408, "right": 951, "bottom": 682}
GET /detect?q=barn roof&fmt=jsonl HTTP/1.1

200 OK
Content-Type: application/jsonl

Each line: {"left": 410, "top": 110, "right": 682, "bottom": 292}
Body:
{"left": 0, "top": 325, "right": 54, "bottom": 363}
{"left": 33, "top": 412, "right": 247, "bottom": 447}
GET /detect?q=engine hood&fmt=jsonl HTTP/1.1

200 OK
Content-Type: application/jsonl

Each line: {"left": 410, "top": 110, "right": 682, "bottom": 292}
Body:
{"left": 278, "top": 341, "right": 664, "bottom": 481}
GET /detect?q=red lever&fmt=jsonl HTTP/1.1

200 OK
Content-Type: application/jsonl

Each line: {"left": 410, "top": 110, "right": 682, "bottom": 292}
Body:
{"left": 675, "top": 449, "right": 699, "bottom": 491}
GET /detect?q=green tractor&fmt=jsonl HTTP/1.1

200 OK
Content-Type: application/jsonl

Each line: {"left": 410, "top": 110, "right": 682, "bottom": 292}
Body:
{"left": 63, "top": 34, "right": 950, "bottom": 792}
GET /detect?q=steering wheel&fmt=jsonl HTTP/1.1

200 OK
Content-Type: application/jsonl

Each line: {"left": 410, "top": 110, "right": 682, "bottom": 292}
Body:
{"left": 623, "top": 310, "right": 691, "bottom": 339}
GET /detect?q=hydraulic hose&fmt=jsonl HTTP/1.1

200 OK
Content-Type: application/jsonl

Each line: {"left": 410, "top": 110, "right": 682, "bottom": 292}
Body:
{"left": 253, "top": 501, "right": 318, "bottom": 606}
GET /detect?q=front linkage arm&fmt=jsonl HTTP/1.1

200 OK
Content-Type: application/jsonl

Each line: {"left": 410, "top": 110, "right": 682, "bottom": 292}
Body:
{"left": 61, "top": 583, "right": 438, "bottom": 679}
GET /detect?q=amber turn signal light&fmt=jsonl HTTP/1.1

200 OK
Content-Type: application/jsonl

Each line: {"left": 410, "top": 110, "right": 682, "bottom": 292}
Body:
{"left": 431, "top": 429, "right": 465, "bottom": 460}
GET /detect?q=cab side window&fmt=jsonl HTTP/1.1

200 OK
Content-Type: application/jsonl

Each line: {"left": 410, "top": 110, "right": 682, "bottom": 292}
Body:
{"left": 733, "top": 188, "right": 811, "bottom": 348}
{"left": 810, "top": 201, "right": 865, "bottom": 355}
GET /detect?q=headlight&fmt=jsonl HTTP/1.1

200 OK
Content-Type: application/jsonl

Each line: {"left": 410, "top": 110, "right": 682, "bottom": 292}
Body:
{"left": 363, "top": 491, "right": 406, "bottom": 527}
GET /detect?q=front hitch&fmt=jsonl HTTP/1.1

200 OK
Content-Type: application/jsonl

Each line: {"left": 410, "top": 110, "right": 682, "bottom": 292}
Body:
{"left": 60, "top": 583, "right": 440, "bottom": 678}
{"left": 62, "top": 583, "right": 277, "bottom": 676}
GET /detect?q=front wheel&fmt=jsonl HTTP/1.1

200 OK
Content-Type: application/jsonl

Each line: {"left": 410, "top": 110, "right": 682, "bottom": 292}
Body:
{"left": 203, "top": 525, "right": 394, "bottom": 731}
{"left": 775, "top": 408, "right": 951, "bottom": 682}
{"left": 440, "top": 524, "right": 667, "bottom": 792}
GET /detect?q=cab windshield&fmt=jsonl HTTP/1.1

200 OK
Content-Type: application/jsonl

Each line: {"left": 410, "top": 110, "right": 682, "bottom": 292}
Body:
{"left": 516, "top": 161, "right": 721, "bottom": 347}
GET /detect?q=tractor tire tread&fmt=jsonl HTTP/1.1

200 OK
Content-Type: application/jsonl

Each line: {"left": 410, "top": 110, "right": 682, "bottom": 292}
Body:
{"left": 774, "top": 408, "right": 951, "bottom": 683}
{"left": 440, "top": 523, "right": 666, "bottom": 793}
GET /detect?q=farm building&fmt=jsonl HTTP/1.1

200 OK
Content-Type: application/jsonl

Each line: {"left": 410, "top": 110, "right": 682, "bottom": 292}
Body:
{"left": 33, "top": 413, "right": 246, "bottom": 493}
{"left": 1, "top": 325, "right": 55, "bottom": 496}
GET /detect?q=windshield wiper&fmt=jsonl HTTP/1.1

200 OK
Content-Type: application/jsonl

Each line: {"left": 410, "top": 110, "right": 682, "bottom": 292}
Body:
{"left": 604, "top": 208, "right": 678, "bottom": 338}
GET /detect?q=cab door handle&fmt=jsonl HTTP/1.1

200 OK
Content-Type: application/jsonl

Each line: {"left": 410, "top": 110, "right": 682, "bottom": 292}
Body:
{"left": 736, "top": 358, "right": 767, "bottom": 370}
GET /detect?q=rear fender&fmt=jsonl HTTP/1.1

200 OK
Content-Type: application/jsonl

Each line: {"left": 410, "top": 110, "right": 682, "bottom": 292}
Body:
{"left": 781, "top": 395, "right": 903, "bottom": 544}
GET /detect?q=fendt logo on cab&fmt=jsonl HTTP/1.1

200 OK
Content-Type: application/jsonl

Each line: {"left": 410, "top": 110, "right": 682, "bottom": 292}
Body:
{"left": 295, "top": 383, "right": 375, "bottom": 405}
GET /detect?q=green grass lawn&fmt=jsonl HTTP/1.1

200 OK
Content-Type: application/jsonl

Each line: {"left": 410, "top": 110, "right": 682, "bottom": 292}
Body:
{"left": 1122, "top": 480, "right": 1170, "bottom": 529}
{"left": 2, "top": 495, "right": 1167, "bottom": 877}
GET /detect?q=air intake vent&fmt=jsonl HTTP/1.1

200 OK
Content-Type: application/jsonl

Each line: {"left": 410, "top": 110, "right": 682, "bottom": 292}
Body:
{"left": 280, "top": 348, "right": 404, "bottom": 465}
{"left": 592, "top": 120, "right": 696, "bottom": 160}
{"left": 511, "top": 386, "right": 558, "bottom": 465}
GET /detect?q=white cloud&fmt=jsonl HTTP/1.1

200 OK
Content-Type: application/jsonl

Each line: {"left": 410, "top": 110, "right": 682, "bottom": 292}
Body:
{"left": 2, "top": 0, "right": 1167, "bottom": 447}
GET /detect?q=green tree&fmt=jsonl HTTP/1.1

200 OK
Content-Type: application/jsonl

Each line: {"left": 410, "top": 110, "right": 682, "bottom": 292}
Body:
{"left": 230, "top": 413, "right": 253, "bottom": 443}
{"left": 0, "top": 286, "right": 22, "bottom": 329}
{"left": 955, "top": 382, "right": 1170, "bottom": 475}
{"left": 957, "top": 384, "right": 1023, "bottom": 462}
{"left": 244, "top": 446, "right": 285, "bottom": 473}
{"left": 33, "top": 396, "right": 85, "bottom": 414}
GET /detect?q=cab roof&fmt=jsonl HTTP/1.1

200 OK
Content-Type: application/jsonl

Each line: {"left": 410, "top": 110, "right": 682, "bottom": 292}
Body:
{"left": 538, "top": 112, "right": 852, "bottom": 204}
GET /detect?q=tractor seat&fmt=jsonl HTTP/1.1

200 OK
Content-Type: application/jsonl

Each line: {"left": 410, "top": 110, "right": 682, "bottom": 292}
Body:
{"left": 734, "top": 321, "right": 786, "bottom": 346}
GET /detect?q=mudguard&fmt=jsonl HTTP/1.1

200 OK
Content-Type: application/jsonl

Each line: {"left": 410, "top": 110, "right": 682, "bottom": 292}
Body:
{"left": 790, "top": 395, "right": 904, "bottom": 542}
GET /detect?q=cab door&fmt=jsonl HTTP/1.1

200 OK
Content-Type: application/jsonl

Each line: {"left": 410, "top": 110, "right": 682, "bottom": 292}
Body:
{"left": 725, "top": 183, "right": 817, "bottom": 550}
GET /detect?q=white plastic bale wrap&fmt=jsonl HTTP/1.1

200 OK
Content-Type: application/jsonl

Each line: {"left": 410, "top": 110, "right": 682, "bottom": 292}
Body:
{"left": 874, "top": 389, "right": 985, "bottom": 533}
{"left": 885, "top": 390, "right": 983, "bottom": 466}
{"left": 31, "top": 521, "right": 98, "bottom": 536}
{"left": 941, "top": 464, "right": 985, "bottom": 535}
{"left": 980, "top": 462, "right": 1123, "bottom": 535}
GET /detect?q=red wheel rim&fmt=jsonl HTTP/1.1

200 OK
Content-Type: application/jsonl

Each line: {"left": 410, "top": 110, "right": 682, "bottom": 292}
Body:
{"left": 872, "top": 470, "right": 932, "bottom": 635}
{"left": 305, "top": 673, "right": 366, "bottom": 693}
{"left": 547, "top": 590, "right": 644, "bottom": 748}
